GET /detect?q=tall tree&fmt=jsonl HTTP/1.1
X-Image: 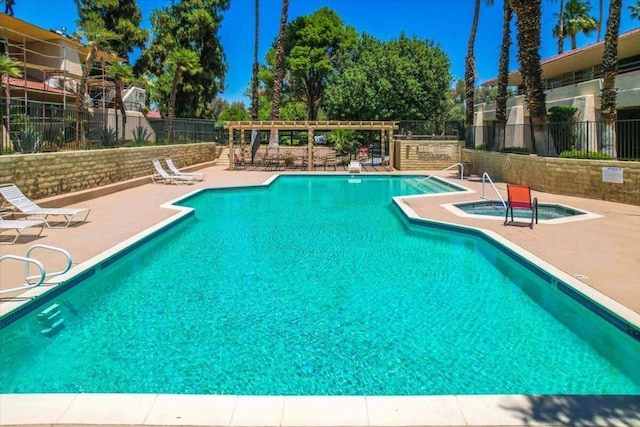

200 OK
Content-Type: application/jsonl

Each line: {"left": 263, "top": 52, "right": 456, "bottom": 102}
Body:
{"left": 270, "top": 0, "right": 289, "bottom": 121}
{"left": 250, "top": 0, "right": 261, "bottom": 161}
{"left": 597, "top": 0, "right": 603, "bottom": 41}
{"left": 494, "top": 0, "right": 513, "bottom": 152}
{"left": 600, "top": 0, "right": 622, "bottom": 158}
{"left": 511, "top": 0, "right": 556, "bottom": 156}
{"left": 323, "top": 33, "right": 451, "bottom": 123}
{"left": 75, "top": 21, "right": 120, "bottom": 146}
{"left": 74, "top": 0, "right": 148, "bottom": 59}
{"left": 271, "top": 7, "right": 357, "bottom": 121}
{"left": 136, "top": 0, "right": 229, "bottom": 118}
{"left": 554, "top": 0, "right": 598, "bottom": 50}
{"left": 166, "top": 49, "right": 202, "bottom": 143}
{"left": 0, "top": 55, "right": 22, "bottom": 152}
{"left": 630, "top": 0, "right": 640, "bottom": 20}
{"left": 552, "top": 0, "right": 566, "bottom": 54}
{"left": 465, "top": 0, "right": 493, "bottom": 144}
{"left": 251, "top": 0, "right": 260, "bottom": 121}
{"left": 106, "top": 62, "right": 134, "bottom": 142}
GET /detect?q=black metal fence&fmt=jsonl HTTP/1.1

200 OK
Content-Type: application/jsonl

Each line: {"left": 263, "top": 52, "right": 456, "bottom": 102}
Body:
{"left": 465, "top": 120, "right": 640, "bottom": 160}
{"left": 3, "top": 98, "right": 638, "bottom": 161}
{"left": 0, "top": 98, "right": 223, "bottom": 153}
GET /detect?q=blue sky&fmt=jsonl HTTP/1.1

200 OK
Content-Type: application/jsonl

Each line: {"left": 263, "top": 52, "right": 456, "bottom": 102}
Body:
{"left": 12, "top": 0, "right": 640, "bottom": 104}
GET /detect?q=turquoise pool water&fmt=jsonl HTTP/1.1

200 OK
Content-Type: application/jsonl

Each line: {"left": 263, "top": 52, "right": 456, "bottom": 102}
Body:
{"left": 455, "top": 200, "right": 587, "bottom": 220}
{"left": 0, "top": 176, "right": 638, "bottom": 395}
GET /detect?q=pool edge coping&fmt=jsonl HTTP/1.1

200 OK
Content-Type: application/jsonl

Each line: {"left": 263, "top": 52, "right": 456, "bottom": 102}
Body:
{"left": 2, "top": 393, "right": 640, "bottom": 426}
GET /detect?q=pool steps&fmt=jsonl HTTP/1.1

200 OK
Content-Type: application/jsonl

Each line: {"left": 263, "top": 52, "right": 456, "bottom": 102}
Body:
{"left": 38, "top": 303, "right": 65, "bottom": 336}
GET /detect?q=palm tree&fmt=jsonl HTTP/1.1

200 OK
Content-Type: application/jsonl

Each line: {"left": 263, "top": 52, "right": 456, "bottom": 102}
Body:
{"left": 554, "top": 0, "right": 598, "bottom": 51}
{"left": 251, "top": 0, "right": 260, "bottom": 121}
{"left": 250, "top": 0, "right": 261, "bottom": 162}
{"left": 465, "top": 0, "right": 494, "bottom": 144}
{"left": 511, "top": 0, "right": 556, "bottom": 156}
{"left": 600, "top": 0, "right": 621, "bottom": 158}
{"left": 76, "top": 21, "right": 120, "bottom": 147}
{"left": 270, "top": 0, "right": 289, "bottom": 121}
{"left": 494, "top": 0, "right": 513, "bottom": 152}
{"left": 106, "top": 63, "right": 134, "bottom": 143}
{"left": 166, "top": 49, "right": 202, "bottom": 144}
{"left": 269, "top": 0, "right": 289, "bottom": 151}
{"left": 597, "top": 0, "right": 603, "bottom": 41}
{"left": 551, "top": 0, "right": 566, "bottom": 54}
{"left": 0, "top": 55, "right": 22, "bottom": 153}
{"left": 630, "top": 1, "right": 640, "bottom": 20}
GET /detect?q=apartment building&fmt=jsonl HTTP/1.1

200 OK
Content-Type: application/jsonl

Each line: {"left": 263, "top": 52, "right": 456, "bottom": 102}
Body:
{"left": 1, "top": 14, "right": 153, "bottom": 152}
{"left": 474, "top": 27, "right": 640, "bottom": 157}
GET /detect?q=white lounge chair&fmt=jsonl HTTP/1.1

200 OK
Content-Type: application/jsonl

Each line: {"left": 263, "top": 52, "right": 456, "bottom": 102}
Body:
{"left": 0, "top": 184, "right": 90, "bottom": 228}
{"left": 0, "top": 216, "right": 46, "bottom": 244}
{"left": 151, "top": 159, "right": 196, "bottom": 185}
{"left": 165, "top": 158, "right": 205, "bottom": 181}
{"left": 348, "top": 160, "right": 362, "bottom": 173}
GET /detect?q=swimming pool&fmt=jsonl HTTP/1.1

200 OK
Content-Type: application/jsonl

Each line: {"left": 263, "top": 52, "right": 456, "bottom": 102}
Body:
{"left": 444, "top": 200, "right": 601, "bottom": 224}
{"left": 0, "top": 175, "right": 638, "bottom": 395}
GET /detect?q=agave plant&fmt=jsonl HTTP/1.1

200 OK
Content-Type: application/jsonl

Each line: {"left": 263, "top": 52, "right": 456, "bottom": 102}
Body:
{"left": 100, "top": 127, "right": 118, "bottom": 147}
{"left": 131, "top": 126, "right": 150, "bottom": 144}
{"left": 17, "top": 127, "right": 43, "bottom": 153}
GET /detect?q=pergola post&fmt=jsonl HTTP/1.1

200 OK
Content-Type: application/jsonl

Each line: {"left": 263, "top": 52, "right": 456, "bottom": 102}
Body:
{"left": 307, "top": 126, "right": 314, "bottom": 172}
{"left": 380, "top": 129, "right": 385, "bottom": 168}
{"left": 380, "top": 129, "right": 386, "bottom": 171}
{"left": 388, "top": 128, "right": 395, "bottom": 171}
{"left": 228, "top": 125, "right": 234, "bottom": 171}
{"left": 239, "top": 129, "right": 245, "bottom": 160}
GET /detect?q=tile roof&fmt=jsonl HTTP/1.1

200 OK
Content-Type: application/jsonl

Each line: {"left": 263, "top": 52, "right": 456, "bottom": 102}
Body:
{"left": 2, "top": 76, "right": 72, "bottom": 95}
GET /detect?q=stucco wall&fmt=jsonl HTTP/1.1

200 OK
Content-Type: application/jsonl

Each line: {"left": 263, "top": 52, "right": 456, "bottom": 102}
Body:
{"left": 462, "top": 149, "right": 640, "bottom": 205}
{"left": 0, "top": 144, "right": 220, "bottom": 201}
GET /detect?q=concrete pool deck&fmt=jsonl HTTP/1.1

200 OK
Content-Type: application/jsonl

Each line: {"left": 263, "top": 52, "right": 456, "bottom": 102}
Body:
{"left": 1, "top": 164, "right": 639, "bottom": 426}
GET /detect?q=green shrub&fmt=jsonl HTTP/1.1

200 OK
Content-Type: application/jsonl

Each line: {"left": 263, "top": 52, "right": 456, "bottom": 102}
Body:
{"left": 284, "top": 154, "right": 295, "bottom": 167}
{"left": 548, "top": 106, "right": 579, "bottom": 123}
{"left": 559, "top": 149, "right": 613, "bottom": 160}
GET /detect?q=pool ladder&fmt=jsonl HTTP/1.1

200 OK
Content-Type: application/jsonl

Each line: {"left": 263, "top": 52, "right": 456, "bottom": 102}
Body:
{"left": 0, "top": 244, "right": 73, "bottom": 295}
{"left": 481, "top": 173, "right": 507, "bottom": 212}
{"left": 416, "top": 162, "right": 466, "bottom": 188}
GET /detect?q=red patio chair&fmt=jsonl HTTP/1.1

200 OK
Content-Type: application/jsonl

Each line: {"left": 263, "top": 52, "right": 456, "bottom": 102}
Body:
{"left": 504, "top": 184, "right": 538, "bottom": 229}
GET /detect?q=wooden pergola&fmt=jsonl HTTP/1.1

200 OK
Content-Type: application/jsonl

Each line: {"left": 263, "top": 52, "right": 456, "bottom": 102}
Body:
{"left": 224, "top": 121, "right": 399, "bottom": 171}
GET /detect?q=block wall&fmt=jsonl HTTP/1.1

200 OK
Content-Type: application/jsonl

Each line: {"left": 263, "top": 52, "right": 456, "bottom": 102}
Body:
{"left": 395, "top": 140, "right": 462, "bottom": 170}
{"left": 462, "top": 150, "right": 640, "bottom": 205}
{"left": 0, "top": 144, "right": 220, "bottom": 201}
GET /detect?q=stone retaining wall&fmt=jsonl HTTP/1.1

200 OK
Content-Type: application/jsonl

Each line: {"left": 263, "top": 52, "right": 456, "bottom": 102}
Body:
{"left": 462, "top": 149, "right": 640, "bottom": 205}
{"left": 0, "top": 144, "right": 220, "bottom": 201}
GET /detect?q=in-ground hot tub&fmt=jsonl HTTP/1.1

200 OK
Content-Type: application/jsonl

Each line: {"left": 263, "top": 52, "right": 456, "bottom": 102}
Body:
{"left": 444, "top": 200, "right": 601, "bottom": 224}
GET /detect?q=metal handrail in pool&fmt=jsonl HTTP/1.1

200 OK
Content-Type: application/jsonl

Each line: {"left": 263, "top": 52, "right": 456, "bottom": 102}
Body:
{"left": 24, "top": 244, "right": 73, "bottom": 283}
{"left": 416, "top": 162, "right": 465, "bottom": 187}
{"left": 0, "top": 255, "right": 46, "bottom": 295}
{"left": 481, "top": 172, "right": 507, "bottom": 211}
{"left": 0, "top": 244, "right": 73, "bottom": 295}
